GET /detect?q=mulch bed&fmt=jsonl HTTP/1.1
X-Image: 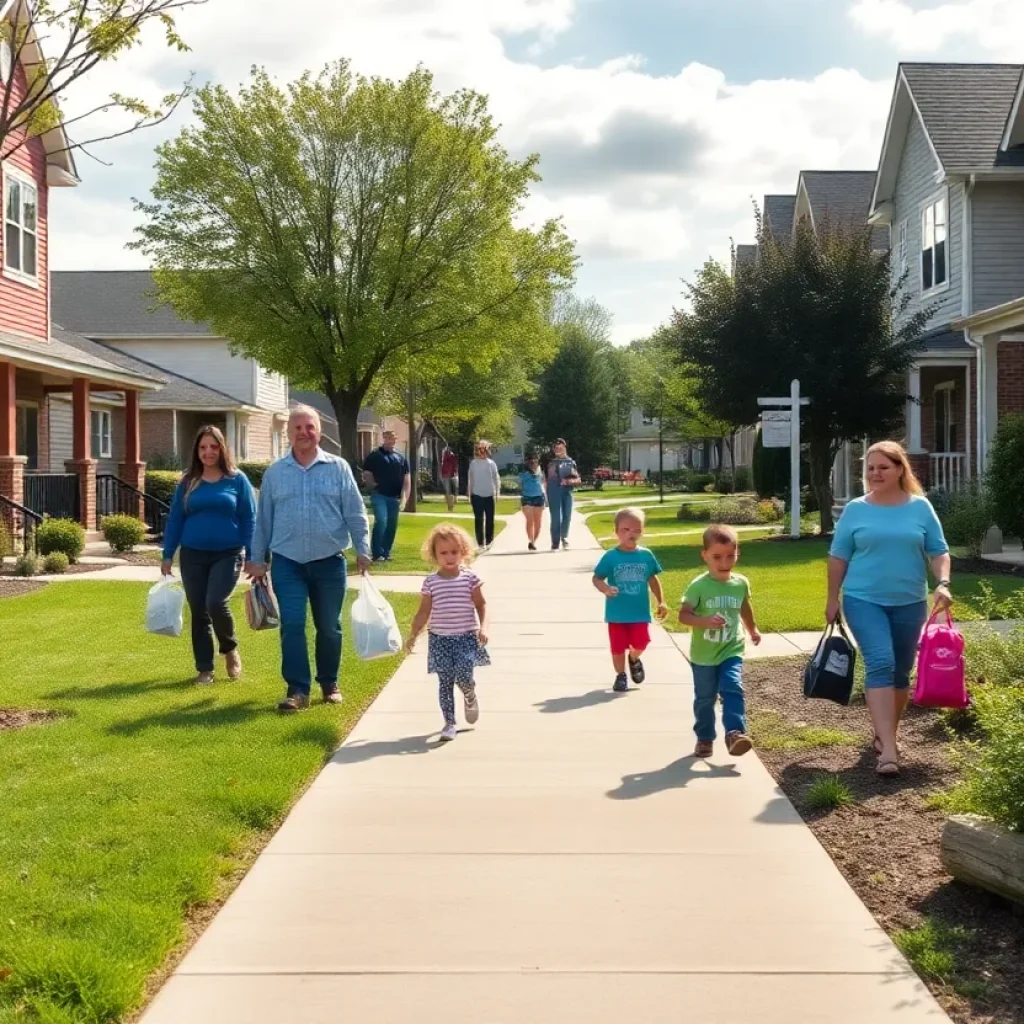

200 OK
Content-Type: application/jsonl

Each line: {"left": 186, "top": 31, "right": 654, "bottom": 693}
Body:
{"left": 0, "top": 579, "right": 46, "bottom": 599}
{"left": 952, "top": 555, "right": 1024, "bottom": 578}
{"left": 747, "top": 656, "right": 1024, "bottom": 1024}
{"left": 0, "top": 708, "right": 61, "bottom": 731}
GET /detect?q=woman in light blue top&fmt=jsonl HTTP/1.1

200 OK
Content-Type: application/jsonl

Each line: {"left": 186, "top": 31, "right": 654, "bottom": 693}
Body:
{"left": 826, "top": 441, "right": 952, "bottom": 777}
{"left": 519, "top": 453, "right": 546, "bottom": 551}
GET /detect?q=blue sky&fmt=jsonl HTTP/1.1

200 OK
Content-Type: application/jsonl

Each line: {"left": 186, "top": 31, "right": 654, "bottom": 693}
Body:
{"left": 48, "top": 0, "right": 1022, "bottom": 343}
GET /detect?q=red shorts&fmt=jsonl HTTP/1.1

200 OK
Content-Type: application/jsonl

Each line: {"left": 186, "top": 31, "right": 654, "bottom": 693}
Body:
{"left": 608, "top": 622, "right": 651, "bottom": 655}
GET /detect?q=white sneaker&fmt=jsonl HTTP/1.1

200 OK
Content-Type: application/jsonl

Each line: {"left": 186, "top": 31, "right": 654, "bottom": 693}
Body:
{"left": 440, "top": 723, "right": 458, "bottom": 742}
{"left": 464, "top": 689, "right": 480, "bottom": 724}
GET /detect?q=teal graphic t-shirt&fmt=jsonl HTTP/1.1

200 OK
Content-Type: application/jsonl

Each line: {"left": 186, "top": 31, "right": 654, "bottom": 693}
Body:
{"left": 683, "top": 572, "right": 750, "bottom": 665}
{"left": 594, "top": 546, "right": 663, "bottom": 624}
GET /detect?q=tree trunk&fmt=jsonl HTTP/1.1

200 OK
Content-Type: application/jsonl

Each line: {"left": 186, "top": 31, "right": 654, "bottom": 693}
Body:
{"left": 405, "top": 386, "right": 418, "bottom": 513}
{"left": 809, "top": 433, "right": 835, "bottom": 535}
{"left": 328, "top": 392, "right": 362, "bottom": 467}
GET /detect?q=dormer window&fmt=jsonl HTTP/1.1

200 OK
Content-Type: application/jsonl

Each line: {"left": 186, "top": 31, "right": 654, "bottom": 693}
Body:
{"left": 921, "top": 192, "right": 947, "bottom": 293}
{"left": 3, "top": 165, "right": 39, "bottom": 284}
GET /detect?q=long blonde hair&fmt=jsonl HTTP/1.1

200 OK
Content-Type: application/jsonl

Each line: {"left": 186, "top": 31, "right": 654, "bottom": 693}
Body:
{"left": 183, "top": 425, "right": 237, "bottom": 507}
{"left": 865, "top": 440, "right": 923, "bottom": 495}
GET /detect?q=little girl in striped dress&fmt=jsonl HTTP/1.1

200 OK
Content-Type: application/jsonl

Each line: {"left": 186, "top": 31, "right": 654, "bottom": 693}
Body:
{"left": 404, "top": 523, "right": 490, "bottom": 742}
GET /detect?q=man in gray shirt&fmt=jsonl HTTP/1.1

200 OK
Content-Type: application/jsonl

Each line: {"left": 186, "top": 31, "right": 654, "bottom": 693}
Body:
{"left": 248, "top": 406, "right": 371, "bottom": 712}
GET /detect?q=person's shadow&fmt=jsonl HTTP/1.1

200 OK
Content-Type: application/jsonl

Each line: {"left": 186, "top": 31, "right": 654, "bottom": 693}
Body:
{"left": 329, "top": 733, "right": 445, "bottom": 764}
{"left": 606, "top": 756, "right": 741, "bottom": 800}
{"left": 534, "top": 690, "right": 623, "bottom": 714}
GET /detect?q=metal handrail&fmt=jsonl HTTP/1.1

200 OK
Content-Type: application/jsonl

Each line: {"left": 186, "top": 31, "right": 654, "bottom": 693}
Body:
{"left": 0, "top": 493, "right": 43, "bottom": 554}
{"left": 95, "top": 474, "right": 170, "bottom": 535}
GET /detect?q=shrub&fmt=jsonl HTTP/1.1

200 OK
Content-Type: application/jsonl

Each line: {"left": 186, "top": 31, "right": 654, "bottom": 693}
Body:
{"left": 926, "top": 486, "right": 951, "bottom": 518}
{"left": 36, "top": 517, "right": 85, "bottom": 563}
{"left": 733, "top": 465, "right": 752, "bottom": 492}
{"left": 712, "top": 496, "right": 761, "bottom": 525}
{"left": 416, "top": 469, "right": 435, "bottom": 494}
{"left": 102, "top": 514, "right": 147, "bottom": 553}
{"left": 756, "top": 498, "right": 785, "bottom": 523}
{"left": 715, "top": 471, "right": 735, "bottom": 494}
{"left": 0, "top": 515, "right": 11, "bottom": 558}
{"left": 14, "top": 552, "right": 39, "bottom": 577}
{"left": 804, "top": 774, "right": 856, "bottom": 812}
{"left": 237, "top": 461, "right": 271, "bottom": 489}
{"left": 678, "top": 500, "right": 713, "bottom": 522}
{"left": 649, "top": 468, "right": 691, "bottom": 490}
{"left": 42, "top": 551, "right": 70, "bottom": 574}
{"left": 679, "top": 495, "right": 779, "bottom": 527}
{"left": 987, "top": 412, "right": 1024, "bottom": 541}
{"left": 499, "top": 474, "right": 521, "bottom": 495}
{"left": 942, "top": 484, "right": 993, "bottom": 558}
{"left": 145, "top": 451, "right": 181, "bottom": 471}
{"left": 689, "top": 472, "right": 714, "bottom": 493}
{"left": 145, "top": 470, "right": 181, "bottom": 505}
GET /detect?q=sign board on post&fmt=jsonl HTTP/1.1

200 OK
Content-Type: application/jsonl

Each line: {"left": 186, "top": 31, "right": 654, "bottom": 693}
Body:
{"left": 758, "top": 379, "right": 810, "bottom": 539}
{"left": 761, "top": 410, "right": 791, "bottom": 448}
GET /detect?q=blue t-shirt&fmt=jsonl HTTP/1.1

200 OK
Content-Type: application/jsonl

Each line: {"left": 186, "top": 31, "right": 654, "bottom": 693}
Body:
{"left": 520, "top": 470, "right": 544, "bottom": 499}
{"left": 363, "top": 447, "right": 409, "bottom": 498}
{"left": 593, "top": 545, "right": 663, "bottom": 624}
{"left": 162, "top": 473, "right": 257, "bottom": 560}
{"left": 829, "top": 494, "right": 948, "bottom": 607}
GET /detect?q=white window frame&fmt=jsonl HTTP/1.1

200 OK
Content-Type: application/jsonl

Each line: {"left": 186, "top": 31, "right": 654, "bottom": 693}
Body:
{"left": 2, "top": 163, "right": 40, "bottom": 287}
{"left": 896, "top": 219, "right": 908, "bottom": 278}
{"left": 920, "top": 190, "right": 949, "bottom": 296}
{"left": 236, "top": 421, "right": 249, "bottom": 461}
{"left": 90, "top": 409, "right": 112, "bottom": 459}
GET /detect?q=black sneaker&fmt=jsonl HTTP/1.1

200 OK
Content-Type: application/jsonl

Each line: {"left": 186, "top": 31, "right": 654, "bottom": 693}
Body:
{"left": 528, "top": 542, "right": 536, "bottom": 551}
{"left": 613, "top": 673, "right": 629, "bottom": 693}
{"left": 628, "top": 657, "right": 645, "bottom": 685}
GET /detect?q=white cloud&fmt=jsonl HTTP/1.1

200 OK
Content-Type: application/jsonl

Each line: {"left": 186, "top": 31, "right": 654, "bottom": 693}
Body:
{"left": 849, "top": 0, "right": 1024, "bottom": 57}
{"left": 48, "top": 0, "right": 897, "bottom": 344}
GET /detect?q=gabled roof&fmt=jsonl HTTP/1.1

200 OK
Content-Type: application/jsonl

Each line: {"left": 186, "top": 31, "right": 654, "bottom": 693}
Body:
{"left": 51, "top": 325, "right": 251, "bottom": 409}
{"left": 763, "top": 195, "right": 796, "bottom": 239}
{"left": 873, "top": 63, "right": 1024, "bottom": 219}
{"left": 1, "top": 0, "right": 78, "bottom": 185}
{"left": 732, "top": 244, "right": 757, "bottom": 275}
{"left": 796, "top": 171, "right": 890, "bottom": 250}
{"left": 50, "top": 270, "right": 215, "bottom": 337}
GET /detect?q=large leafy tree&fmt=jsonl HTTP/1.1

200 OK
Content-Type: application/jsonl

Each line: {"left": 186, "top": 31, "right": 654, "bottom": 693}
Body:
{"left": 669, "top": 221, "right": 930, "bottom": 532}
{"left": 0, "top": 0, "right": 203, "bottom": 163}
{"left": 133, "top": 62, "right": 576, "bottom": 461}
{"left": 522, "top": 296, "right": 618, "bottom": 473}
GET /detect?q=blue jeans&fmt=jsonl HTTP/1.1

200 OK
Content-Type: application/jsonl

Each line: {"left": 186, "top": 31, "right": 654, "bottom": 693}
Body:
{"left": 271, "top": 553, "right": 347, "bottom": 697}
{"left": 842, "top": 596, "right": 927, "bottom": 690}
{"left": 548, "top": 486, "right": 573, "bottom": 546}
{"left": 691, "top": 657, "right": 746, "bottom": 741}
{"left": 370, "top": 493, "right": 401, "bottom": 559}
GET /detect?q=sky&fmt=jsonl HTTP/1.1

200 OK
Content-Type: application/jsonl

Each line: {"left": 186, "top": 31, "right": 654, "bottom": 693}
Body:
{"left": 46, "top": 0, "right": 1024, "bottom": 344}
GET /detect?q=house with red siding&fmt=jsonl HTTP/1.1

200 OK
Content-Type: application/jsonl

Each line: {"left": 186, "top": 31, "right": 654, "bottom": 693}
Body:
{"left": 0, "top": 7, "right": 163, "bottom": 542}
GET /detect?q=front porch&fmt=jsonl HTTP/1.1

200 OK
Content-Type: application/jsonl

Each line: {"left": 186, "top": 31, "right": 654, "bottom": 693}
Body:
{"left": 906, "top": 359, "right": 974, "bottom": 492}
{"left": 1, "top": 336, "right": 163, "bottom": 544}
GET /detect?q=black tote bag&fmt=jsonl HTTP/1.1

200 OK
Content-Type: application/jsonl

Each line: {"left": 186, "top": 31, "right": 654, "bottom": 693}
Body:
{"left": 803, "top": 618, "right": 856, "bottom": 706}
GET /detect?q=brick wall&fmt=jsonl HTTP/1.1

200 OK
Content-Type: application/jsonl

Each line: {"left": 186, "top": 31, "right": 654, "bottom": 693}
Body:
{"left": 140, "top": 410, "right": 177, "bottom": 463}
{"left": 997, "top": 341, "right": 1024, "bottom": 419}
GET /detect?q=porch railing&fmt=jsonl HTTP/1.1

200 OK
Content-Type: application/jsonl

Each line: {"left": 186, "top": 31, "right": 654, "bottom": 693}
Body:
{"left": 930, "top": 453, "right": 968, "bottom": 492}
{"left": 0, "top": 494, "right": 43, "bottom": 554}
{"left": 23, "top": 473, "right": 80, "bottom": 521}
{"left": 96, "top": 474, "right": 170, "bottom": 537}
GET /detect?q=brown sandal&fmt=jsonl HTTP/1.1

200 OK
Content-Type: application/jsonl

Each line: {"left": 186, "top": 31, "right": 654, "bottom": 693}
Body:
{"left": 876, "top": 760, "right": 900, "bottom": 777}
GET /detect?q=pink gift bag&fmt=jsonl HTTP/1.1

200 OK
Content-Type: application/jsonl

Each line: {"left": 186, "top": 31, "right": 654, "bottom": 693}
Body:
{"left": 913, "top": 609, "right": 968, "bottom": 709}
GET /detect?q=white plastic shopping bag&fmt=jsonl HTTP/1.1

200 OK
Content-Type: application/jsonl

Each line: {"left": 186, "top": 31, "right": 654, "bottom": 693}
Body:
{"left": 145, "top": 577, "right": 185, "bottom": 637}
{"left": 351, "top": 575, "right": 402, "bottom": 660}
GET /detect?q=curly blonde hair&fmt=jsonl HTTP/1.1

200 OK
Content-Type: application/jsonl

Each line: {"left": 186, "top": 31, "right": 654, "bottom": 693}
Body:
{"left": 421, "top": 522, "right": 476, "bottom": 566}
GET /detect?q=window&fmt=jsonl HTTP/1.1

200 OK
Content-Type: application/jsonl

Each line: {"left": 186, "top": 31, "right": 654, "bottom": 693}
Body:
{"left": 90, "top": 410, "right": 112, "bottom": 458}
{"left": 236, "top": 422, "right": 249, "bottom": 460}
{"left": 921, "top": 194, "right": 947, "bottom": 292}
{"left": 3, "top": 168, "right": 39, "bottom": 282}
{"left": 641, "top": 410, "right": 655, "bottom": 426}
{"left": 934, "top": 383, "right": 957, "bottom": 454}
{"left": 271, "top": 430, "right": 283, "bottom": 459}
{"left": 896, "top": 220, "right": 908, "bottom": 278}
{"left": 512, "top": 444, "right": 523, "bottom": 457}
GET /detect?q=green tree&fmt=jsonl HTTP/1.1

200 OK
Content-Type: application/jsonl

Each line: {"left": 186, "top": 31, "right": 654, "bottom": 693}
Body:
{"left": 987, "top": 413, "right": 1024, "bottom": 542}
{"left": 0, "top": 0, "right": 203, "bottom": 164}
{"left": 522, "top": 297, "right": 617, "bottom": 473}
{"left": 133, "top": 62, "right": 576, "bottom": 462}
{"left": 670, "top": 221, "right": 930, "bottom": 532}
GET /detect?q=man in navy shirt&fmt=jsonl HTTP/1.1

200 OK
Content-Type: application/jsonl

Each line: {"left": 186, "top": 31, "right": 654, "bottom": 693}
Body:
{"left": 362, "top": 430, "right": 411, "bottom": 561}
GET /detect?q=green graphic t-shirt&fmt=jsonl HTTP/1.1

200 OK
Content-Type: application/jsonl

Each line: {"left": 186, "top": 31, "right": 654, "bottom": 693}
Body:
{"left": 683, "top": 572, "right": 750, "bottom": 665}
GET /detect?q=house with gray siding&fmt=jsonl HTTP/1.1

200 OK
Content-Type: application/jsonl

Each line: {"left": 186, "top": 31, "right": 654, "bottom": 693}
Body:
{"left": 870, "top": 62, "right": 1024, "bottom": 489}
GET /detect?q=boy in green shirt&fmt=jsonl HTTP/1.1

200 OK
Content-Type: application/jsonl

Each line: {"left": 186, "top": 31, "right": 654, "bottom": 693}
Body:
{"left": 679, "top": 524, "right": 761, "bottom": 758}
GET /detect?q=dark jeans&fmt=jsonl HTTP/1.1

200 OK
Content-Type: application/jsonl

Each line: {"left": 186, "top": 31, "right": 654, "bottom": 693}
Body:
{"left": 371, "top": 492, "right": 401, "bottom": 559}
{"left": 271, "top": 553, "right": 347, "bottom": 697}
{"left": 471, "top": 494, "right": 495, "bottom": 546}
{"left": 178, "top": 546, "right": 243, "bottom": 672}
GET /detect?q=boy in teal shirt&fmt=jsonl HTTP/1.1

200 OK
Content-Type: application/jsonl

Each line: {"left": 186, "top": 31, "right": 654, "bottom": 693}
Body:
{"left": 679, "top": 524, "right": 761, "bottom": 757}
{"left": 593, "top": 507, "right": 668, "bottom": 692}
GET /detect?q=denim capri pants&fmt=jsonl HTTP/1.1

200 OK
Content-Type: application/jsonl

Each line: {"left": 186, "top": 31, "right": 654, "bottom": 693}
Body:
{"left": 842, "top": 596, "right": 927, "bottom": 690}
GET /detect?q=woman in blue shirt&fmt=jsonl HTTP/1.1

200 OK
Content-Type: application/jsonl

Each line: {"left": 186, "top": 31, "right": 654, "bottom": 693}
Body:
{"left": 826, "top": 441, "right": 952, "bottom": 777}
{"left": 519, "top": 453, "right": 546, "bottom": 551}
{"left": 161, "top": 426, "right": 256, "bottom": 684}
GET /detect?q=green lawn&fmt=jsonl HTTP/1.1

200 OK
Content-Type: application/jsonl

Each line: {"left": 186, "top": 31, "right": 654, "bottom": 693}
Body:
{"left": 597, "top": 532, "right": 1024, "bottom": 633}
{"left": 417, "top": 495, "right": 521, "bottom": 516}
{"left": 363, "top": 513, "right": 507, "bottom": 573}
{"left": 586, "top": 503, "right": 739, "bottom": 539}
{"left": 0, "top": 583, "right": 417, "bottom": 1024}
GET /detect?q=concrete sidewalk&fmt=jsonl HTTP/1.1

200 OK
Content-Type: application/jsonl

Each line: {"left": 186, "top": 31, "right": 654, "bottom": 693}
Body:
{"left": 141, "top": 515, "right": 948, "bottom": 1023}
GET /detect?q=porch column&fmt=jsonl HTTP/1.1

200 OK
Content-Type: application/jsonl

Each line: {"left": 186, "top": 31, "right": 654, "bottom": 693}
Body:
{"left": 119, "top": 389, "right": 146, "bottom": 520}
{"left": 65, "top": 376, "right": 96, "bottom": 529}
{"left": 907, "top": 367, "right": 923, "bottom": 453}
{"left": 0, "top": 361, "right": 27, "bottom": 523}
{"left": 982, "top": 338, "right": 1000, "bottom": 472}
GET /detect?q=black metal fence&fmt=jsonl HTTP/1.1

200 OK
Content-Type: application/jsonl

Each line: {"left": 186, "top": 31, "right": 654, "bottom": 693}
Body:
{"left": 0, "top": 494, "right": 42, "bottom": 554}
{"left": 96, "top": 474, "right": 169, "bottom": 536}
{"left": 23, "top": 473, "right": 80, "bottom": 521}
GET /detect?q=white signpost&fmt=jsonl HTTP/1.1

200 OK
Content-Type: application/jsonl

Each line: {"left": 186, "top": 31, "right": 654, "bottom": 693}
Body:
{"left": 758, "top": 379, "right": 810, "bottom": 539}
